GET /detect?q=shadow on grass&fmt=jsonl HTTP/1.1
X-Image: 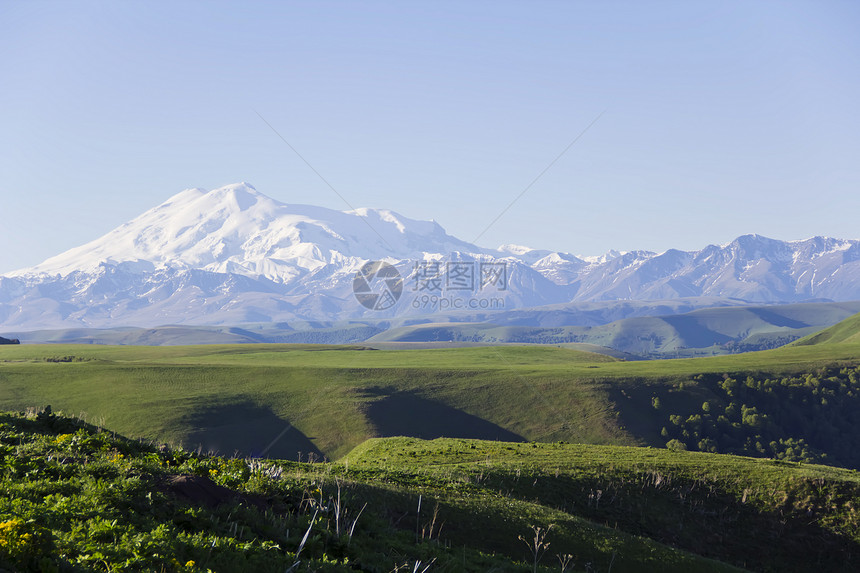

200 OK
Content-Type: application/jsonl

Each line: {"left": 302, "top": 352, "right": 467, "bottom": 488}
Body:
{"left": 181, "top": 401, "right": 324, "bottom": 462}
{"left": 360, "top": 387, "right": 524, "bottom": 442}
{"left": 481, "top": 467, "right": 860, "bottom": 573}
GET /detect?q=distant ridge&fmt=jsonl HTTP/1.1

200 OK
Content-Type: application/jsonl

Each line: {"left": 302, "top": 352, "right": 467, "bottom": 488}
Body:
{"left": 367, "top": 300, "right": 860, "bottom": 356}
{"left": 2, "top": 183, "right": 860, "bottom": 330}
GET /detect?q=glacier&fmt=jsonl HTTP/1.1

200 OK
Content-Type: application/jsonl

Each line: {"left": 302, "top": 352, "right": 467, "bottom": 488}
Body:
{"left": 2, "top": 182, "right": 859, "bottom": 330}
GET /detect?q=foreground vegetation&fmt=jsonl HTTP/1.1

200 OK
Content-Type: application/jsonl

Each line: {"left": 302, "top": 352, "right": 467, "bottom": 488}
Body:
{"left": 346, "top": 437, "right": 860, "bottom": 572}
{"left": 2, "top": 410, "right": 747, "bottom": 572}
{"left": 4, "top": 409, "right": 860, "bottom": 571}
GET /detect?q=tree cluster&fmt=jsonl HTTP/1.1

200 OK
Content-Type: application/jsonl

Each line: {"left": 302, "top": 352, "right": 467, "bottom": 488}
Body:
{"left": 659, "top": 366, "right": 860, "bottom": 467}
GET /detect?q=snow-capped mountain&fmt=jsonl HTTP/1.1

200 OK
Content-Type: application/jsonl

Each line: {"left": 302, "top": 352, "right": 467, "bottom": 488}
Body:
{"left": 12, "top": 183, "right": 480, "bottom": 281}
{"left": 1, "top": 183, "right": 859, "bottom": 330}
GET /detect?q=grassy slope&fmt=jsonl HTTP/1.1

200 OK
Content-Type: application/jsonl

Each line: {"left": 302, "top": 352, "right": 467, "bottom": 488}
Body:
{"left": 1, "top": 410, "right": 744, "bottom": 573}
{"left": 7, "top": 408, "right": 855, "bottom": 572}
{"left": 345, "top": 436, "right": 860, "bottom": 572}
{"left": 5, "top": 339, "right": 860, "bottom": 571}
{"left": 2, "top": 342, "right": 860, "bottom": 462}
{"left": 0, "top": 345, "right": 628, "bottom": 461}
{"left": 792, "top": 311, "right": 860, "bottom": 346}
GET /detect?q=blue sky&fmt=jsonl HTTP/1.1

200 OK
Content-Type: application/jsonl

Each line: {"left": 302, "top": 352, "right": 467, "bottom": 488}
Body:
{"left": 1, "top": 1, "right": 858, "bottom": 273}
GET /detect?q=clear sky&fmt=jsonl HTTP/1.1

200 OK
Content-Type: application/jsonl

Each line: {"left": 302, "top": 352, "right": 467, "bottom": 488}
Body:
{"left": 1, "top": 1, "right": 858, "bottom": 274}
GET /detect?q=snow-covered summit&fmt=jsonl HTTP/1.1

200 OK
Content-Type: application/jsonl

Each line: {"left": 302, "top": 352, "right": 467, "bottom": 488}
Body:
{"left": 2, "top": 183, "right": 860, "bottom": 330}
{"left": 579, "top": 249, "right": 626, "bottom": 265}
{"left": 9, "top": 183, "right": 482, "bottom": 282}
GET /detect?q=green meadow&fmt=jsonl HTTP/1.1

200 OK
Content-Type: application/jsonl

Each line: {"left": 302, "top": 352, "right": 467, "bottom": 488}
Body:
{"left": 3, "top": 314, "right": 860, "bottom": 570}
{"left": 2, "top": 336, "right": 860, "bottom": 462}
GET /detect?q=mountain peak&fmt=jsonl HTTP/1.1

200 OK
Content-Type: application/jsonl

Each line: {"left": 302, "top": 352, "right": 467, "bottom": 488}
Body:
{"left": 199, "top": 182, "right": 263, "bottom": 212}
{"left": 211, "top": 181, "right": 259, "bottom": 196}
{"left": 2, "top": 185, "right": 860, "bottom": 330}
{"left": 8, "top": 183, "right": 482, "bottom": 280}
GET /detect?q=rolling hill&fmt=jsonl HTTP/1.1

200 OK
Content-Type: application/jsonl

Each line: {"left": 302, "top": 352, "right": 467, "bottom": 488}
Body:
{"left": 5, "top": 340, "right": 860, "bottom": 571}
{"left": 0, "top": 296, "right": 755, "bottom": 346}
{"left": 10, "top": 300, "right": 858, "bottom": 359}
{"left": 3, "top": 341, "right": 860, "bottom": 467}
{"left": 791, "top": 310, "right": 860, "bottom": 346}
{"left": 366, "top": 300, "right": 860, "bottom": 356}
{"left": 5, "top": 409, "right": 860, "bottom": 572}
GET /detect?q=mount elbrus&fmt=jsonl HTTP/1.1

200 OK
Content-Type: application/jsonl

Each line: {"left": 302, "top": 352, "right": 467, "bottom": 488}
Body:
{"left": 2, "top": 183, "right": 859, "bottom": 329}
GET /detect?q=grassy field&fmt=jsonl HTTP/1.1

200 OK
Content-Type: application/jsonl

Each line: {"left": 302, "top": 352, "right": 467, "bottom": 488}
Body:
{"left": 3, "top": 339, "right": 860, "bottom": 464}
{"left": 4, "top": 317, "right": 860, "bottom": 571}
{"left": 0, "top": 344, "right": 630, "bottom": 460}
{"left": 5, "top": 409, "right": 860, "bottom": 572}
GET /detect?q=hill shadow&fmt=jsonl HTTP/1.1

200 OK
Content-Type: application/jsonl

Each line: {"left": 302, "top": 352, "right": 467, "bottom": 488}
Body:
{"left": 747, "top": 306, "right": 810, "bottom": 329}
{"left": 360, "top": 387, "right": 524, "bottom": 442}
{"left": 181, "top": 401, "right": 323, "bottom": 462}
{"left": 658, "top": 315, "right": 733, "bottom": 348}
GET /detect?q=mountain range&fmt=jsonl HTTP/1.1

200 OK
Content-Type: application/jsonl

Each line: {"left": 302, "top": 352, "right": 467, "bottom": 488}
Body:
{"left": 2, "top": 182, "right": 859, "bottom": 332}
